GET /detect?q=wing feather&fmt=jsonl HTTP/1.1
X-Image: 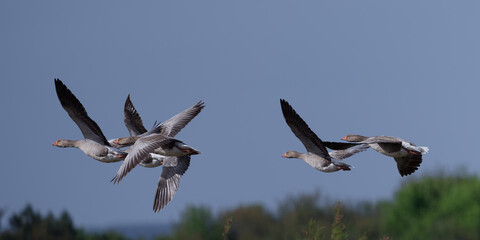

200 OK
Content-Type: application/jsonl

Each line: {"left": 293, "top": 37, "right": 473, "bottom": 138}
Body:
{"left": 111, "top": 134, "right": 170, "bottom": 183}
{"left": 153, "top": 156, "right": 191, "bottom": 212}
{"left": 54, "top": 79, "right": 110, "bottom": 146}
{"left": 159, "top": 101, "right": 205, "bottom": 137}
{"left": 324, "top": 141, "right": 363, "bottom": 150}
{"left": 123, "top": 95, "right": 148, "bottom": 136}
{"left": 280, "top": 99, "right": 329, "bottom": 158}
{"left": 394, "top": 154, "right": 422, "bottom": 176}
{"left": 329, "top": 144, "right": 370, "bottom": 160}
{"left": 362, "top": 136, "right": 403, "bottom": 153}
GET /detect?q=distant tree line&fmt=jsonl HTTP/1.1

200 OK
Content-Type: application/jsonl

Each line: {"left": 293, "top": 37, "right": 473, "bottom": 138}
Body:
{"left": 0, "top": 205, "right": 127, "bottom": 240}
{"left": 2, "top": 171, "right": 480, "bottom": 240}
{"left": 157, "top": 171, "right": 480, "bottom": 240}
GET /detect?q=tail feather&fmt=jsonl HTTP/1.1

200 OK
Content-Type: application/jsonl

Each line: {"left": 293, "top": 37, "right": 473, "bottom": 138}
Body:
{"left": 337, "top": 163, "right": 353, "bottom": 171}
{"left": 332, "top": 158, "right": 353, "bottom": 171}
{"left": 339, "top": 165, "right": 351, "bottom": 171}
{"left": 420, "top": 146, "right": 429, "bottom": 154}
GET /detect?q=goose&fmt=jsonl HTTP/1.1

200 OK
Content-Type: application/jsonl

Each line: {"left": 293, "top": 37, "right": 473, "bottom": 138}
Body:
{"left": 111, "top": 97, "right": 204, "bottom": 211}
{"left": 112, "top": 133, "right": 200, "bottom": 211}
{"left": 280, "top": 99, "right": 368, "bottom": 172}
{"left": 112, "top": 96, "right": 204, "bottom": 168}
{"left": 112, "top": 133, "right": 200, "bottom": 183}
{"left": 52, "top": 79, "right": 127, "bottom": 163}
{"left": 341, "top": 135, "right": 428, "bottom": 176}
{"left": 111, "top": 97, "right": 205, "bottom": 148}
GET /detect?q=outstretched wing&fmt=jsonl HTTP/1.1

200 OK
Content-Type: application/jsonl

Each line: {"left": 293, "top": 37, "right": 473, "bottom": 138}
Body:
{"left": 329, "top": 144, "right": 370, "bottom": 160}
{"left": 142, "top": 121, "right": 162, "bottom": 136}
{"left": 376, "top": 142, "right": 403, "bottom": 153}
{"left": 363, "top": 136, "right": 403, "bottom": 153}
{"left": 280, "top": 99, "right": 329, "bottom": 159}
{"left": 54, "top": 79, "right": 110, "bottom": 146}
{"left": 159, "top": 101, "right": 205, "bottom": 137}
{"left": 324, "top": 141, "right": 363, "bottom": 150}
{"left": 111, "top": 134, "right": 171, "bottom": 183}
{"left": 153, "top": 156, "right": 191, "bottom": 212}
{"left": 123, "top": 94, "right": 148, "bottom": 136}
{"left": 394, "top": 154, "right": 422, "bottom": 177}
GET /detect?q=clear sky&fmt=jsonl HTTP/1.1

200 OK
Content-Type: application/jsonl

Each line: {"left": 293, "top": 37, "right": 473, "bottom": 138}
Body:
{"left": 1, "top": 0, "right": 479, "bottom": 229}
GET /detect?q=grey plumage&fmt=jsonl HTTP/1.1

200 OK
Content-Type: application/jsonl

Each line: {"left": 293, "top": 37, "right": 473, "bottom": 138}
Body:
{"left": 112, "top": 99, "right": 205, "bottom": 148}
{"left": 341, "top": 134, "right": 428, "bottom": 176}
{"left": 280, "top": 99, "right": 364, "bottom": 172}
{"left": 55, "top": 79, "right": 110, "bottom": 146}
{"left": 153, "top": 156, "right": 191, "bottom": 212}
{"left": 53, "top": 79, "right": 126, "bottom": 162}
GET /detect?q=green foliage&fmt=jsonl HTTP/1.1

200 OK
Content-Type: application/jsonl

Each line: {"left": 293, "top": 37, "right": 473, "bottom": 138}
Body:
{"left": 4, "top": 171, "right": 480, "bottom": 240}
{"left": 277, "top": 191, "right": 331, "bottom": 240}
{"left": 158, "top": 205, "right": 223, "bottom": 240}
{"left": 1, "top": 204, "right": 76, "bottom": 240}
{"left": 0, "top": 205, "right": 127, "bottom": 240}
{"left": 162, "top": 198, "right": 352, "bottom": 240}
{"left": 163, "top": 172, "right": 480, "bottom": 240}
{"left": 299, "top": 219, "right": 325, "bottom": 240}
{"left": 339, "top": 201, "right": 384, "bottom": 239}
{"left": 222, "top": 217, "right": 232, "bottom": 240}
{"left": 330, "top": 203, "right": 348, "bottom": 240}
{"left": 220, "top": 204, "right": 277, "bottom": 240}
{"left": 382, "top": 173, "right": 480, "bottom": 240}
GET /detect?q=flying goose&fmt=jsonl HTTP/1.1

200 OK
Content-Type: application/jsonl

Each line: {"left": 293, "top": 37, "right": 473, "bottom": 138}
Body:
{"left": 111, "top": 98, "right": 205, "bottom": 148}
{"left": 112, "top": 133, "right": 200, "bottom": 183}
{"left": 341, "top": 134, "right": 428, "bottom": 176}
{"left": 111, "top": 95, "right": 204, "bottom": 171}
{"left": 280, "top": 99, "right": 368, "bottom": 172}
{"left": 52, "top": 79, "right": 127, "bottom": 163}
{"left": 111, "top": 97, "right": 204, "bottom": 211}
{"left": 112, "top": 133, "right": 200, "bottom": 211}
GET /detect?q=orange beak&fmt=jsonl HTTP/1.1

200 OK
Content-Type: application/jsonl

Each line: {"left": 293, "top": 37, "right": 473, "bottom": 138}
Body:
{"left": 281, "top": 153, "right": 286, "bottom": 157}
{"left": 52, "top": 141, "right": 58, "bottom": 146}
{"left": 341, "top": 136, "right": 347, "bottom": 141}
{"left": 113, "top": 139, "right": 119, "bottom": 144}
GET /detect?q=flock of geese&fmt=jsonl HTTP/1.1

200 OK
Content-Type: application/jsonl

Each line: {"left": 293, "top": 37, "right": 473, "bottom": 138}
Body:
{"left": 52, "top": 79, "right": 429, "bottom": 212}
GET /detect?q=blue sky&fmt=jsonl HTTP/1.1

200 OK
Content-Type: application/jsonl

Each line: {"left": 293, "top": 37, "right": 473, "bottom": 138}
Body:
{"left": 1, "top": 0, "right": 479, "bottom": 228}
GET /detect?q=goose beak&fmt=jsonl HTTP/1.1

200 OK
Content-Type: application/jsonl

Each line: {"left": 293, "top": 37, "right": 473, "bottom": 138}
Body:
{"left": 281, "top": 153, "right": 286, "bottom": 157}
{"left": 190, "top": 150, "right": 201, "bottom": 155}
{"left": 180, "top": 147, "right": 201, "bottom": 155}
{"left": 341, "top": 136, "right": 347, "bottom": 141}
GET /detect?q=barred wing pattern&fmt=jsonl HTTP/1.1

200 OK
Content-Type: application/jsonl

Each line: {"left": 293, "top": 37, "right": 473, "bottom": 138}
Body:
{"left": 153, "top": 156, "right": 191, "bottom": 212}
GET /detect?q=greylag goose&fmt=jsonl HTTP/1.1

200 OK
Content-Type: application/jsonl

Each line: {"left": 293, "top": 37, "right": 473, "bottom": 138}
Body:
{"left": 111, "top": 98, "right": 205, "bottom": 148}
{"left": 112, "top": 96, "right": 203, "bottom": 169}
{"left": 52, "top": 79, "right": 127, "bottom": 163}
{"left": 280, "top": 99, "right": 368, "bottom": 172}
{"left": 112, "top": 133, "right": 200, "bottom": 211}
{"left": 341, "top": 134, "right": 429, "bottom": 176}
{"left": 112, "top": 133, "right": 200, "bottom": 183}
{"left": 112, "top": 97, "right": 204, "bottom": 211}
